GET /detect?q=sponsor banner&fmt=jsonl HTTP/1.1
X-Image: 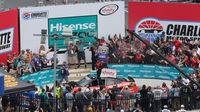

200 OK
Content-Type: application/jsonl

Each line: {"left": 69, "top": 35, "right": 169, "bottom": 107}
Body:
{"left": 0, "top": 28, "right": 14, "bottom": 53}
{"left": 19, "top": 69, "right": 61, "bottom": 86}
{"left": 128, "top": 2, "right": 200, "bottom": 42}
{"left": 20, "top": 68, "right": 91, "bottom": 86}
{"left": 101, "top": 68, "right": 117, "bottom": 78}
{"left": 22, "top": 11, "right": 48, "bottom": 20}
{"left": 48, "top": 15, "right": 97, "bottom": 49}
{"left": 19, "top": 64, "right": 193, "bottom": 86}
{"left": 19, "top": 1, "right": 125, "bottom": 64}
{"left": 0, "top": 9, "right": 19, "bottom": 64}
{"left": 108, "top": 64, "right": 194, "bottom": 80}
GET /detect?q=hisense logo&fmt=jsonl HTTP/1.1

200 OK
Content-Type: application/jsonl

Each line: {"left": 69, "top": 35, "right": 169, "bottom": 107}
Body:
{"left": 50, "top": 23, "right": 96, "bottom": 32}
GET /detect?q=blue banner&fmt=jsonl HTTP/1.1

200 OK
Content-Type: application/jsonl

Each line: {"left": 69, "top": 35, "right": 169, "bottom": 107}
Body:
{"left": 48, "top": 15, "right": 97, "bottom": 49}
{"left": 19, "top": 69, "right": 61, "bottom": 86}
{"left": 108, "top": 64, "right": 194, "bottom": 80}
{"left": 0, "top": 73, "right": 4, "bottom": 96}
{"left": 19, "top": 64, "right": 194, "bottom": 87}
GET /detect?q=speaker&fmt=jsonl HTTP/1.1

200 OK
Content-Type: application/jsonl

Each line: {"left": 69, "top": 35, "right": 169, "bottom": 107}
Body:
{"left": 41, "top": 29, "right": 47, "bottom": 44}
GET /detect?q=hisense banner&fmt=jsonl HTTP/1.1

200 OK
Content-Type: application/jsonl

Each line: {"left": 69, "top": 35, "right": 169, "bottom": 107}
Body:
{"left": 19, "top": 1, "right": 125, "bottom": 63}
{"left": 48, "top": 15, "right": 98, "bottom": 49}
{"left": 108, "top": 64, "right": 194, "bottom": 80}
{"left": 128, "top": 2, "right": 200, "bottom": 42}
{"left": 19, "top": 64, "right": 194, "bottom": 86}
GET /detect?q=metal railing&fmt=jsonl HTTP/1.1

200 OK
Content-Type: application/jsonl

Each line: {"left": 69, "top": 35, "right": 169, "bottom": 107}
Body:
{"left": 2, "top": 92, "right": 200, "bottom": 112}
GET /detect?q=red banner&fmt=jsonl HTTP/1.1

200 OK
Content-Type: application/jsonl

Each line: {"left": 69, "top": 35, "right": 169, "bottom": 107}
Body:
{"left": 128, "top": 2, "right": 200, "bottom": 42}
{"left": 0, "top": 9, "right": 19, "bottom": 64}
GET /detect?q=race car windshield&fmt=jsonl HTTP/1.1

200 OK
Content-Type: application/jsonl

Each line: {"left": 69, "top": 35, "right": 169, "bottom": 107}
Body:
{"left": 77, "top": 76, "right": 92, "bottom": 86}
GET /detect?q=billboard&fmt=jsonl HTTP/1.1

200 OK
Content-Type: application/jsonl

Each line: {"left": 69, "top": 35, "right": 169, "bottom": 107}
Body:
{"left": 48, "top": 15, "right": 98, "bottom": 49}
{"left": 0, "top": 9, "right": 19, "bottom": 64}
{"left": 19, "top": 1, "right": 125, "bottom": 63}
{"left": 128, "top": 2, "right": 200, "bottom": 42}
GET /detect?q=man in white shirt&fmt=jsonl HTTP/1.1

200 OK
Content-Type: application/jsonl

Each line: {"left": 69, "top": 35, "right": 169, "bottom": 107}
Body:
{"left": 153, "top": 86, "right": 163, "bottom": 112}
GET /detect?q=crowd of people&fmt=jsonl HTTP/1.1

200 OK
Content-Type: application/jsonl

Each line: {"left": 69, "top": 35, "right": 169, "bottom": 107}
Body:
{"left": 0, "top": 49, "right": 51, "bottom": 77}
{"left": 1, "top": 32, "right": 200, "bottom": 77}
{"left": 1, "top": 31, "right": 200, "bottom": 112}
{"left": 0, "top": 80, "right": 134, "bottom": 112}
{"left": 2, "top": 74, "right": 200, "bottom": 112}
{"left": 89, "top": 33, "right": 200, "bottom": 70}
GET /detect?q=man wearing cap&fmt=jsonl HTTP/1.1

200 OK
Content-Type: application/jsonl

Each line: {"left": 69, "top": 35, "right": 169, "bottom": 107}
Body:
{"left": 121, "top": 86, "right": 131, "bottom": 112}
{"left": 17, "top": 57, "right": 26, "bottom": 76}
{"left": 152, "top": 86, "right": 162, "bottom": 112}
{"left": 60, "top": 61, "right": 69, "bottom": 83}
{"left": 76, "top": 37, "right": 87, "bottom": 68}
{"left": 67, "top": 43, "right": 77, "bottom": 69}
{"left": 180, "top": 82, "right": 192, "bottom": 110}
{"left": 176, "top": 105, "right": 186, "bottom": 112}
{"left": 161, "top": 105, "right": 170, "bottom": 112}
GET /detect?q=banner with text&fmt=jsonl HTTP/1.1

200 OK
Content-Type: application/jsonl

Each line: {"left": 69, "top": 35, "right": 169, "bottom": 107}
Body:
{"left": 19, "top": 1, "right": 125, "bottom": 63}
{"left": 0, "top": 9, "right": 19, "bottom": 64}
{"left": 128, "top": 2, "right": 200, "bottom": 42}
{"left": 109, "top": 64, "right": 194, "bottom": 80}
{"left": 19, "top": 69, "right": 61, "bottom": 86}
{"left": 48, "top": 15, "right": 97, "bottom": 49}
{"left": 101, "top": 68, "right": 117, "bottom": 78}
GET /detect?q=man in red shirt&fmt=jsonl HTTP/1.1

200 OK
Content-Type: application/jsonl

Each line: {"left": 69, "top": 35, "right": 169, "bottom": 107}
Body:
{"left": 166, "top": 53, "right": 177, "bottom": 65}
{"left": 191, "top": 53, "right": 199, "bottom": 68}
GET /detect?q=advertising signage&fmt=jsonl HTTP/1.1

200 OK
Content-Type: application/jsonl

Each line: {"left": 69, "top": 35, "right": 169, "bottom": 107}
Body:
{"left": 48, "top": 15, "right": 97, "bottom": 49}
{"left": 0, "top": 9, "right": 19, "bottom": 64}
{"left": 19, "top": 1, "right": 124, "bottom": 63}
{"left": 128, "top": 2, "right": 200, "bottom": 42}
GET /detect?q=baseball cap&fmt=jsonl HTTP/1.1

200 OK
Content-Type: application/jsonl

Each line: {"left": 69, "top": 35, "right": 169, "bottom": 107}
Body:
{"left": 85, "top": 88, "right": 90, "bottom": 92}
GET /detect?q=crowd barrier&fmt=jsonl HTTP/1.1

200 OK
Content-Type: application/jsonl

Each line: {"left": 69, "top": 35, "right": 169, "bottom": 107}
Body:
{"left": 19, "top": 64, "right": 195, "bottom": 87}
{"left": 109, "top": 64, "right": 194, "bottom": 80}
{"left": 3, "top": 92, "right": 200, "bottom": 112}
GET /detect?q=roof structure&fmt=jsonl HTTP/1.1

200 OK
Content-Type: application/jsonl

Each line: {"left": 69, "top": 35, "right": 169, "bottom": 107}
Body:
{"left": 0, "top": 69, "right": 35, "bottom": 95}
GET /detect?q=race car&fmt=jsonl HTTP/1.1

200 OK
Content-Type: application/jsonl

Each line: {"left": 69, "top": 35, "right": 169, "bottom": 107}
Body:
{"left": 71, "top": 74, "right": 139, "bottom": 94}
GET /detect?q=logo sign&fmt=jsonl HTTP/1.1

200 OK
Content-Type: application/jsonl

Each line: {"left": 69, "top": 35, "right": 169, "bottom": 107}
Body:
{"left": 48, "top": 15, "right": 98, "bottom": 49}
{"left": 99, "top": 4, "right": 119, "bottom": 16}
{"left": 22, "top": 11, "right": 48, "bottom": 20}
{"left": 101, "top": 68, "right": 117, "bottom": 78}
{"left": 136, "top": 18, "right": 164, "bottom": 42}
{"left": 135, "top": 18, "right": 200, "bottom": 42}
{"left": 0, "top": 28, "right": 14, "bottom": 54}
